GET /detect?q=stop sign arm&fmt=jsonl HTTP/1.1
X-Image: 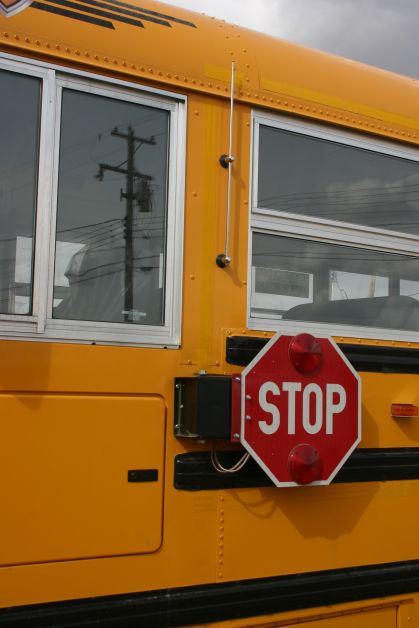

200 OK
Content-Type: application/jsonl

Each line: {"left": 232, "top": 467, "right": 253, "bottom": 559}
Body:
{"left": 231, "top": 373, "right": 242, "bottom": 443}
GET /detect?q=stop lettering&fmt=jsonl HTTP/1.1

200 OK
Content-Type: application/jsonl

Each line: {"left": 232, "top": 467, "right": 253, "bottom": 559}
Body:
{"left": 240, "top": 333, "right": 361, "bottom": 487}
{"left": 258, "top": 381, "right": 346, "bottom": 436}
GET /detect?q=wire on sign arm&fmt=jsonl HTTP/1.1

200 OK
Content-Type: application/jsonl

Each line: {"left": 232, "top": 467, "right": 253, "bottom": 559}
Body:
{"left": 211, "top": 445, "right": 250, "bottom": 474}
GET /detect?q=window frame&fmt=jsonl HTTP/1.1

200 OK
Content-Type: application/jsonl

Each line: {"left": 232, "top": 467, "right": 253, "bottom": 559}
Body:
{"left": 0, "top": 53, "right": 186, "bottom": 347}
{"left": 249, "top": 111, "right": 419, "bottom": 342}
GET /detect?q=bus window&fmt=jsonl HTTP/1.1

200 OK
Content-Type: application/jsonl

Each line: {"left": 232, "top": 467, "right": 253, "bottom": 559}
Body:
{"left": 53, "top": 89, "right": 169, "bottom": 326}
{"left": 257, "top": 124, "right": 419, "bottom": 234}
{"left": 251, "top": 233, "right": 419, "bottom": 331}
{"left": 0, "top": 70, "right": 40, "bottom": 316}
{"left": 0, "top": 59, "right": 183, "bottom": 346}
{"left": 250, "top": 114, "right": 419, "bottom": 339}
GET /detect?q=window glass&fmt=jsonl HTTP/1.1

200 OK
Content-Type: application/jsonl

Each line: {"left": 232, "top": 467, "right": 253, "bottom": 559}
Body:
{"left": 251, "top": 233, "right": 419, "bottom": 331}
{"left": 53, "top": 89, "right": 169, "bottom": 325}
{"left": 329, "top": 270, "right": 389, "bottom": 301}
{"left": 0, "top": 70, "right": 40, "bottom": 315}
{"left": 258, "top": 125, "right": 419, "bottom": 234}
{"left": 401, "top": 278, "right": 419, "bottom": 302}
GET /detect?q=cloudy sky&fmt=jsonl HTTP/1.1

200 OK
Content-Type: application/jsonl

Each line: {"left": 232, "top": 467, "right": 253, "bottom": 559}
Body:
{"left": 162, "top": 0, "right": 419, "bottom": 79}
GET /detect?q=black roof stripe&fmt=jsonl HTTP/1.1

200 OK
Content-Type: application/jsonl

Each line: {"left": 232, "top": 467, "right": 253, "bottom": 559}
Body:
{"left": 31, "top": 1, "right": 115, "bottom": 28}
{"left": 61, "top": 0, "right": 173, "bottom": 26}
{"left": 101, "top": 0, "right": 196, "bottom": 27}
{"left": 45, "top": 0, "right": 146, "bottom": 27}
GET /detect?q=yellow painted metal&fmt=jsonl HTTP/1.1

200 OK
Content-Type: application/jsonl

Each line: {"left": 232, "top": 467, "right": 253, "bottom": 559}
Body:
{"left": 0, "top": 0, "right": 418, "bottom": 142}
{"left": 0, "top": 1, "right": 419, "bottom": 626}
{"left": 0, "top": 394, "right": 166, "bottom": 564}
{"left": 297, "top": 608, "right": 396, "bottom": 628}
{"left": 216, "top": 480, "right": 419, "bottom": 583}
{"left": 191, "top": 598, "right": 409, "bottom": 628}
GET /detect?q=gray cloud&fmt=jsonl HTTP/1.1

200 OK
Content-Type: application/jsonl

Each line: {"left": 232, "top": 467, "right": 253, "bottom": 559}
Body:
{"left": 279, "top": 0, "right": 419, "bottom": 78}
{"left": 162, "top": 0, "right": 419, "bottom": 79}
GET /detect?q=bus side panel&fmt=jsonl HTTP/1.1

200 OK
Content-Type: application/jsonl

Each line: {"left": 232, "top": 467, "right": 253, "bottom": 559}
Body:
{"left": 0, "top": 393, "right": 165, "bottom": 565}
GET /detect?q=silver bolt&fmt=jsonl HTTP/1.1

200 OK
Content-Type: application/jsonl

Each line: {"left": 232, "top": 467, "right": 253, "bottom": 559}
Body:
{"left": 233, "top": 433, "right": 240, "bottom": 439}
{"left": 245, "top": 394, "right": 252, "bottom": 400}
{"left": 234, "top": 377, "right": 241, "bottom": 382}
{"left": 245, "top": 415, "right": 251, "bottom": 421}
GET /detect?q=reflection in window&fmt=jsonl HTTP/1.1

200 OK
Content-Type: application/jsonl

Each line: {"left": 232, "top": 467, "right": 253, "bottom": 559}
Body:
{"left": 329, "top": 270, "right": 388, "bottom": 301}
{"left": 401, "top": 279, "right": 419, "bottom": 302}
{"left": 53, "top": 89, "right": 169, "bottom": 325}
{"left": 252, "top": 266, "right": 313, "bottom": 318}
{"left": 258, "top": 125, "right": 419, "bottom": 234}
{"left": 251, "top": 233, "right": 419, "bottom": 331}
{"left": 0, "top": 71, "right": 40, "bottom": 315}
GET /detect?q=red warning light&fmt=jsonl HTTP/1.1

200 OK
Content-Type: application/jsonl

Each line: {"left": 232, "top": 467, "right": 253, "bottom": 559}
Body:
{"left": 288, "top": 443, "right": 323, "bottom": 485}
{"left": 289, "top": 333, "right": 323, "bottom": 375}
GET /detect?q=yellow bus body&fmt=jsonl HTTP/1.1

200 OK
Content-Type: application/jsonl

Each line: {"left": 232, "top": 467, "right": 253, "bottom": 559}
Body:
{"left": 0, "top": 1, "right": 419, "bottom": 626}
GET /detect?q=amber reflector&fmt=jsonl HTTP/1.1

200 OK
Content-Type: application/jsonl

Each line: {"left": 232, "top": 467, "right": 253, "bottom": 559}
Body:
{"left": 391, "top": 404, "right": 419, "bottom": 418}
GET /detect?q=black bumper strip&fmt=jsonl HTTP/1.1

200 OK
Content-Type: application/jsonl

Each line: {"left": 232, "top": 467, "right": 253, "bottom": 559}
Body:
{"left": 174, "top": 448, "right": 419, "bottom": 491}
{"left": 226, "top": 336, "right": 419, "bottom": 373}
{"left": 1, "top": 559, "right": 419, "bottom": 626}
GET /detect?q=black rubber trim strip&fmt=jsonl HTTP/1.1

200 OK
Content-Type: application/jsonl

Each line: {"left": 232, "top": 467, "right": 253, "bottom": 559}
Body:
{"left": 1, "top": 559, "right": 419, "bottom": 626}
{"left": 226, "top": 335, "right": 419, "bottom": 373}
{"left": 174, "top": 448, "right": 419, "bottom": 491}
{"left": 31, "top": 1, "right": 115, "bottom": 28}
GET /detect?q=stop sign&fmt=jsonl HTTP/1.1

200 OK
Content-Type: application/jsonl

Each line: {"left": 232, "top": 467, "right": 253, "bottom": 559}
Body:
{"left": 240, "top": 333, "right": 361, "bottom": 487}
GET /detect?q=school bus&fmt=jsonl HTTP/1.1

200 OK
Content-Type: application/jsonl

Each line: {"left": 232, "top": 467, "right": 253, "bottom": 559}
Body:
{"left": 0, "top": 0, "right": 419, "bottom": 626}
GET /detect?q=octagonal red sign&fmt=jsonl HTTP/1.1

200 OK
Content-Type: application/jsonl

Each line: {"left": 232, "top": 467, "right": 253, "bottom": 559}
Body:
{"left": 240, "top": 333, "right": 361, "bottom": 487}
